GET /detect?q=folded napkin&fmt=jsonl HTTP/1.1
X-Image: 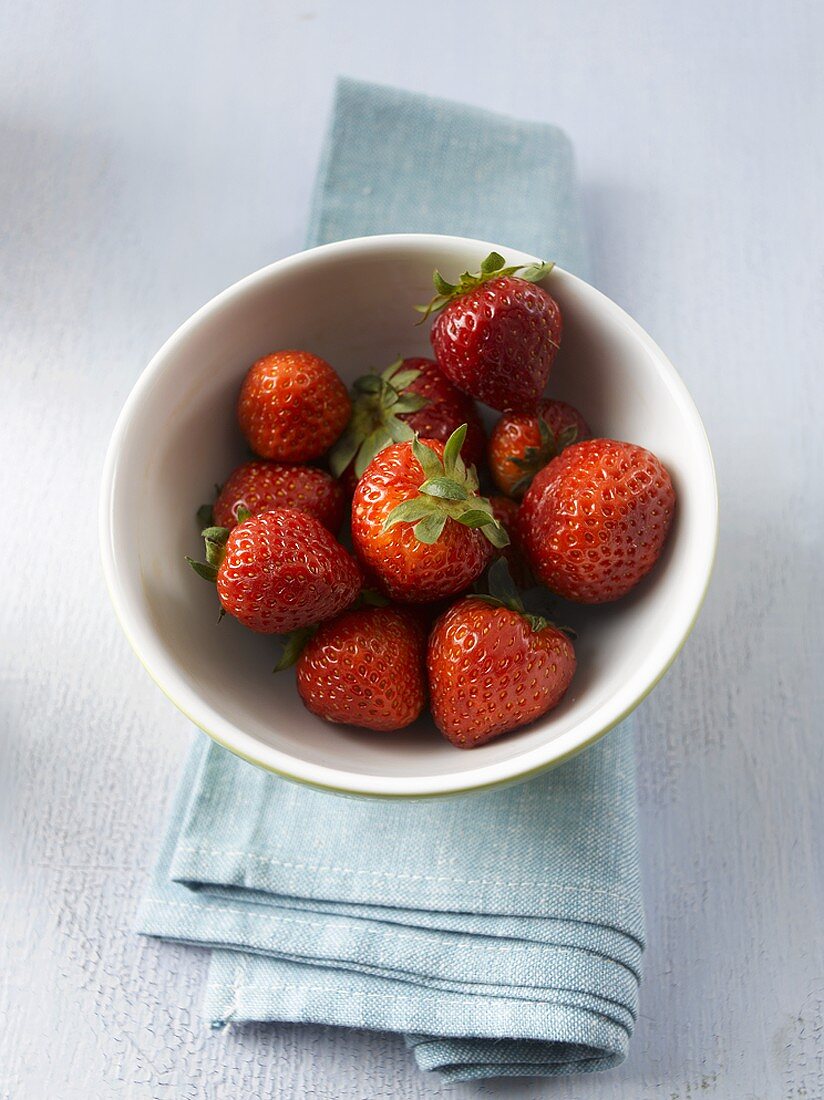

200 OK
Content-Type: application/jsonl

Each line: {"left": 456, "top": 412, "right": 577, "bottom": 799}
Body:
{"left": 138, "top": 77, "right": 645, "bottom": 1083}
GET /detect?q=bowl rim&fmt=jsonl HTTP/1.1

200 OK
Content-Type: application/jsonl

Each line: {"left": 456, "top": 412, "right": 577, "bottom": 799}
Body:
{"left": 99, "top": 232, "right": 719, "bottom": 798}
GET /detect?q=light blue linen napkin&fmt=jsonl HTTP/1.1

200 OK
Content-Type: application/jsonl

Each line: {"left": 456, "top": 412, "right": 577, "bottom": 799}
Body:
{"left": 137, "top": 77, "right": 644, "bottom": 1083}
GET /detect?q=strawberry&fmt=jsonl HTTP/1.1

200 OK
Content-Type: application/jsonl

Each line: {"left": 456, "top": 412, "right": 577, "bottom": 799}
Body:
{"left": 489, "top": 398, "right": 591, "bottom": 498}
{"left": 350, "top": 425, "right": 507, "bottom": 603}
{"left": 186, "top": 508, "right": 360, "bottom": 633}
{"left": 519, "top": 439, "right": 676, "bottom": 604}
{"left": 330, "top": 357, "right": 486, "bottom": 487}
{"left": 237, "top": 350, "right": 351, "bottom": 463}
{"left": 417, "top": 252, "right": 561, "bottom": 413}
{"left": 209, "top": 461, "right": 345, "bottom": 532}
{"left": 294, "top": 606, "right": 427, "bottom": 731}
{"left": 428, "top": 561, "right": 576, "bottom": 748}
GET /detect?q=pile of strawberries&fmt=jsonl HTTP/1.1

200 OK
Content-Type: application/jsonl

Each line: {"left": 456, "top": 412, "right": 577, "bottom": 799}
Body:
{"left": 188, "top": 253, "right": 675, "bottom": 749}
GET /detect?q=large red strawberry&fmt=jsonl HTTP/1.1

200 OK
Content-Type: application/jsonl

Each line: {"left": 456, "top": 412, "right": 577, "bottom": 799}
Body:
{"left": 237, "top": 350, "right": 351, "bottom": 463}
{"left": 350, "top": 426, "right": 507, "bottom": 603}
{"left": 418, "top": 252, "right": 562, "bottom": 413}
{"left": 330, "top": 357, "right": 486, "bottom": 488}
{"left": 428, "top": 562, "right": 576, "bottom": 748}
{"left": 519, "top": 439, "right": 676, "bottom": 603}
{"left": 294, "top": 606, "right": 427, "bottom": 731}
{"left": 209, "top": 461, "right": 345, "bottom": 532}
{"left": 186, "top": 508, "right": 360, "bottom": 633}
{"left": 489, "top": 398, "right": 591, "bottom": 498}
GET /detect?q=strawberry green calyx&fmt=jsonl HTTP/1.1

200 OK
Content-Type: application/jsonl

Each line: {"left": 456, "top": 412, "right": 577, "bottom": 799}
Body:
{"left": 476, "top": 558, "right": 556, "bottom": 634}
{"left": 330, "top": 358, "right": 429, "bottom": 479}
{"left": 273, "top": 625, "right": 317, "bottom": 672}
{"left": 477, "top": 559, "right": 578, "bottom": 638}
{"left": 384, "top": 425, "right": 510, "bottom": 549}
{"left": 510, "top": 417, "right": 580, "bottom": 495}
{"left": 415, "top": 252, "right": 555, "bottom": 321}
{"left": 185, "top": 525, "right": 230, "bottom": 583}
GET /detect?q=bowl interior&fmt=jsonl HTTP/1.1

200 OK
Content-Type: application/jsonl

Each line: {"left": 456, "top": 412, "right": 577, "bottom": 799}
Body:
{"left": 102, "top": 235, "right": 716, "bottom": 795}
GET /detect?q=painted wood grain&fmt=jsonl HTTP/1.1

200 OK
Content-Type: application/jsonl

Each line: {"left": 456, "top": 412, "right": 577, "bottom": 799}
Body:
{"left": 1, "top": 1, "right": 822, "bottom": 1097}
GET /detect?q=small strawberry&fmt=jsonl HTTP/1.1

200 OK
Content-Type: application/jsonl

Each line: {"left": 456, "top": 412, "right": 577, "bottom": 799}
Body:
{"left": 428, "top": 560, "right": 576, "bottom": 748}
{"left": 330, "top": 357, "right": 486, "bottom": 488}
{"left": 351, "top": 425, "right": 508, "bottom": 603}
{"left": 293, "top": 606, "right": 427, "bottom": 732}
{"left": 417, "top": 252, "right": 561, "bottom": 413}
{"left": 519, "top": 439, "right": 676, "bottom": 604}
{"left": 207, "top": 461, "right": 345, "bottom": 532}
{"left": 489, "top": 398, "right": 591, "bottom": 498}
{"left": 186, "top": 508, "right": 360, "bottom": 633}
{"left": 237, "top": 350, "right": 351, "bottom": 463}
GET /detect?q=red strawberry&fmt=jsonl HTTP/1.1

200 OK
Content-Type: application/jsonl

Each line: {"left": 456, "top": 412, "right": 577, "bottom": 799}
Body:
{"left": 237, "top": 351, "right": 351, "bottom": 463}
{"left": 294, "top": 606, "right": 427, "bottom": 731}
{"left": 489, "top": 399, "right": 591, "bottom": 498}
{"left": 519, "top": 439, "right": 676, "bottom": 604}
{"left": 418, "top": 252, "right": 562, "bottom": 413}
{"left": 210, "top": 461, "right": 345, "bottom": 532}
{"left": 428, "top": 566, "right": 576, "bottom": 748}
{"left": 350, "top": 426, "right": 507, "bottom": 603}
{"left": 330, "top": 357, "right": 485, "bottom": 489}
{"left": 186, "top": 508, "right": 360, "bottom": 633}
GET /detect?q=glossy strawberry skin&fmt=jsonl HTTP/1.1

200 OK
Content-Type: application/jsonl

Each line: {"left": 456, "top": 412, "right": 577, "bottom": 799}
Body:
{"left": 489, "top": 399, "right": 591, "bottom": 498}
{"left": 237, "top": 351, "right": 351, "bottom": 462}
{"left": 519, "top": 439, "right": 676, "bottom": 604}
{"left": 428, "top": 597, "right": 576, "bottom": 748}
{"left": 296, "top": 606, "right": 427, "bottom": 731}
{"left": 431, "top": 277, "right": 562, "bottom": 413}
{"left": 216, "top": 508, "right": 360, "bottom": 633}
{"left": 213, "top": 461, "right": 345, "bottom": 532}
{"left": 400, "top": 358, "right": 486, "bottom": 467}
{"left": 351, "top": 440, "right": 493, "bottom": 603}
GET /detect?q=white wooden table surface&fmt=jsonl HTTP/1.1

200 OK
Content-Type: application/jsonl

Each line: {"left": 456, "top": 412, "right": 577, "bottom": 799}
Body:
{"left": 2, "top": 2, "right": 822, "bottom": 1097}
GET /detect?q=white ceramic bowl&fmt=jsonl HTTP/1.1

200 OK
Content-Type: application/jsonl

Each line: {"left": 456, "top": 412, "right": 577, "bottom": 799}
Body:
{"left": 100, "top": 233, "right": 717, "bottom": 798}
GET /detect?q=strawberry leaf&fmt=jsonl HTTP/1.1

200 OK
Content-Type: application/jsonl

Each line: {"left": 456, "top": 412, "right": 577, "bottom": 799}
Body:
{"left": 480, "top": 251, "right": 507, "bottom": 275}
{"left": 391, "top": 393, "right": 428, "bottom": 415}
{"left": 385, "top": 415, "right": 416, "bottom": 443}
{"left": 383, "top": 497, "right": 437, "bottom": 531}
{"left": 389, "top": 369, "right": 422, "bottom": 392}
{"left": 420, "top": 477, "right": 468, "bottom": 501}
{"left": 355, "top": 428, "right": 390, "bottom": 477}
{"left": 380, "top": 357, "right": 406, "bottom": 383}
{"left": 412, "top": 436, "right": 444, "bottom": 480}
{"left": 329, "top": 424, "right": 362, "bottom": 477}
{"left": 518, "top": 260, "right": 555, "bottom": 282}
{"left": 486, "top": 556, "right": 522, "bottom": 607}
{"left": 413, "top": 512, "right": 448, "bottom": 544}
{"left": 196, "top": 503, "right": 214, "bottom": 527}
{"left": 433, "top": 271, "right": 458, "bottom": 297}
{"left": 442, "top": 423, "right": 467, "bottom": 476}
{"left": 273, "top": 626, "right": 316, "bottom": 672}
{"left": 186, "top": 557, "right": 218, "bottom": 583}
{"left": 354, "top": 373, "right": 383, "bottom": 395}
{"left": 414, "top": 253, "right": 556, "bottom": 318}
